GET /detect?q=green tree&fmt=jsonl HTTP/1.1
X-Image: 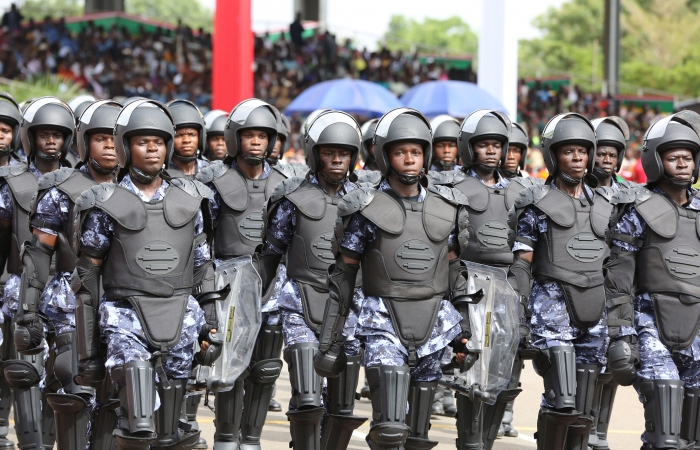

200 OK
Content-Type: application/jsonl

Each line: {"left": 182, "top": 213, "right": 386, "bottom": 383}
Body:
{"left": 21, "top": 0, "right": 83, "bottom": 21}
{"left": 380, "top": 15, "right": 478, "bottom": 56}
{"left": 126, "top": 0, "right": 213, "bottom": 32}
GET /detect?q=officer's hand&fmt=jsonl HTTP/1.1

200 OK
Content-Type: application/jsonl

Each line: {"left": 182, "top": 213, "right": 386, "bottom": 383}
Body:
{"left": 196, "top": 330, "right": 222, "bottom": 367}
{"left": 608, "top": 337, "right": 639, "bottom": 386}
{"left": 14, "top": 316, "right": 45, "bottom": 354}
{"left": 74, "top": 357, "right": 106, "bottom": 388}
{"left": 200, "top": 328, "right": 217, "bottom": 355}
{"left": 449, "top": 337, "right": 468, "bottom": 354}
{"left": 313, "top": 344, "right": 347, "bottom": 378}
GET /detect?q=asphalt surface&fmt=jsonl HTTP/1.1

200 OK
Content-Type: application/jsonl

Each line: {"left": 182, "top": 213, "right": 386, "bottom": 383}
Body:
{"left": 3, "top": 361, "right": 647, "bottom": 449}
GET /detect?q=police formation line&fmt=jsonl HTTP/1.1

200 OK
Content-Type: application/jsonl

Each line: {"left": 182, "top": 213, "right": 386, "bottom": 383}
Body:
{"left": 0, "top": 93, "right": 694, "bottom": 450}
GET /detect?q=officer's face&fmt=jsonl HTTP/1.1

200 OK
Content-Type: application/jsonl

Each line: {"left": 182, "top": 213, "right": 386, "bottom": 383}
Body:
{"left": 239, "top": 129, "right": 268, "bottom": 158}
{"left": 0, "top": 120, "right": 12, "bottom": 153}
{"left": 34, "top": 127, "right": 65, "bottom": 157}
{"left": 434, "top": 140, "right": 457, "bottom": 164}
{"left": 317, "top": 145, "right": 352, "bottom": 182}
{"left": 473, "top": 139, "right": 502, "bottom": 166}
{"left": 174, "top": 126, "right": 199, "bottom": 158}
{"left": 504, "top": 145, "right": 523, "bottom": 173}
{"left": 387, "top": 141, "right": 423, "bottom": 176}
{"left": 595, "top": 145, "right": 619, "bottom": 175}
{"left": 367, "top": 143, "right": 375, "bottom": 156}
{"left": 129, "top": 135, "right": 166, "bottom": 175}
{"left": 556, "top": 144, "right": 588, "bottom": 179}
{"left": 89, "top": 132, "right": 118, "bottom": 171}
{"left": 661, "top": 148, "right": 695, "bottom": 181}
{"left": 207, "top": 135, "right": 227, "bottom": 160}
{"left": 269, "top": 138, "right": 283, "bottom": 161}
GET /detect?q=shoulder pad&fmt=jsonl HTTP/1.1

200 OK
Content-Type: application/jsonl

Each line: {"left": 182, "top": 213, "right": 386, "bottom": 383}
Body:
{"left": 595, "top": 186, "right": 617, "bottom": 202}
{"left": 361, "top": 191, "right": 405, "bottom": 234}
{"left": 617, "top": 179, "right": 636, "bottom": 189}
{"left": 352, "top": 169, "right": 382, "bottom": 186}
{"left": 427, "top": 169, "right": 467, "bottom": 186}
{"left": 337, "top": 186, "right": 377, "bottom": 217}
{"left": 270, "top": 176, "right": 305, "bottom": 204}
{"left": 635, "top": 191, "right": 677, "bottom": 238}
{"left": 427, "top": 184, "right": 469, "bottom": 206}
{"left": 76, "top": 183, "right": 117, "bottom": 211}
{"left": 273, "top": 163, "right": 309, "bottom": 179}
{"left": 513, "top": 183, "right": 550, "bottom": 209}
{"left": 196, "top": 160, "right": 228, "bottom": 184}
{"left": 512, "top": 176, "right": 543, "bottom": 189}
{"left": 0, "top": 163, "right": 27, "bottom": 178}
{"left": 170, "top": 178, "right": 213, "bottom": 199}
{"left": 610, "top": 186, "right": 651, "bottom": 205}
{"left": 37, "top": 167, "right": 75, "bottom": 190}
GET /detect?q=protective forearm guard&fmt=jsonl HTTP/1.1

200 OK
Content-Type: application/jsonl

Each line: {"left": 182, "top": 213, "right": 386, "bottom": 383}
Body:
{"left": 252, "top": 246, "right": 283, "bottom": 293}
{"left": 195, "top": 264, "right": 230, "bottom": 367}
{"left": 508, "top": 257, "right": 532, "bottom": 304}
{"left": 75, "top": 254, "right": 102, "bottom": 361}
{"left": 448, "top": 258, "right": 469, "bottom": 302}
{"left": 17, "top": 236, "right": 54, "bottom": 323}
{"left": 314, "top": 258, "right": 359, "bottom": 377}
{"left": 603, "top": 249, "right": 636, "bottom": 339}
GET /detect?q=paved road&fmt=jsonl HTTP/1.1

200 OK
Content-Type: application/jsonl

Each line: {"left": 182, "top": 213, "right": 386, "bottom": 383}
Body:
{"left": 3, "top": 362, "right": 647, "bottom": 449}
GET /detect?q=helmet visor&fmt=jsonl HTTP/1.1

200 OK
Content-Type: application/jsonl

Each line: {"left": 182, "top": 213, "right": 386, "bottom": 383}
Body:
{"left": 592, "top": 116, "right": 630, "bottom": 140}
{"left": 461, "top": 110, "right": 511, "bottom": 135}
{"left": 645, "top": 110, "right": 700, "bottom": 141}
{"left": 375, "top": 108, "right": 429, "bottom": 139}
{"left": 24, "top": 97, "right": 71, "bottom": 123}
{"left": 542, "top": 112, "right": 593, "bottom": 140}
{"left": 308, "top": 111, "right": 361, "bottom": 142}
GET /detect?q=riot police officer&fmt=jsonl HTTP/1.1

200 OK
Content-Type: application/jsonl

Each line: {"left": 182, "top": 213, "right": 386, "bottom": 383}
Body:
{"left": 605, "top": 111, "right": 700, "bottom": 450}
{"left": 510, "top": 113, "right": 610, "bottom": 450}
{"left": 590, "top": 116, "right": 632, "bottom": 189}
{"left": 166, "top": 99, "right": 209, "bottom": 180}
{"left": 74, "top": 99, "right": 220, "bottom": 450}
{"left": 204, "top": 110, "right": 228, "bottom": 161}
{"left": 254, "top": 110, "right": 371, "bottom": 450}
{"left": 1, "top": 96, "right": 76, "bottom": 450}
{"left": 429, "top": 115, "right": 460, "bottom": 172}
{"left": 196, "top": 98, "right": 301, "bottom": 450}
{"left": 67, "top": 95, "right": 98, "bottom": 167}
{"left": 15, "top": 100, "right": 122, "bottom": 450}
{"left": 360, "top": 119, "right": 379, "bottom": 171}
{"left": 314, "top": 107, "right": 471, "bottom": 450}
{"left": 267, "top": 113, "right": 291, "bottom": 166}
{"left": 502, "top": 122, "right": 529, "bottom": 179}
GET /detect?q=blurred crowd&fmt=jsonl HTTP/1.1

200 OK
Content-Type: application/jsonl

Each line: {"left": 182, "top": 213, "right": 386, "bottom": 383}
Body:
{"left": 0, "top": 9, "right": 668, "bottom": 183}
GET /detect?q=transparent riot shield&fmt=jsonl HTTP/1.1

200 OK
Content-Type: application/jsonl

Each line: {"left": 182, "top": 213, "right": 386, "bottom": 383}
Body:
{"left": 205, "top": 256, "right": 263, "bottom": 392}
{"left": 455, "top": 262, "right": 519, "bottom": 405}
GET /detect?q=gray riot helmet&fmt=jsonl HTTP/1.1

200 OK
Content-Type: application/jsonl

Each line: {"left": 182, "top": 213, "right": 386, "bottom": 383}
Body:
{"left": 508, "top": 122, "right": 529, "bottom": 171}
{"left": 458, "top": 110, "right": 511, "bottom": 170}
{"left": 373, "top": 107, "right": 432, "bottom": 184}
{"left": 224, "top": 98, "right": 278, "bottom": 164}
{"left": 301, "top": 108, "right": 331, "bottom": 143}
{"left": 203, "top": 109, "right": 227, "bottom": 159}
{"left": 278, "top": 114, "right": 292, "bottom": 153}
{"left": 430, "top": 114, "right": 460, "bottom": 171}
{"left": 18, "top": 98, "right": 36, "bottom": 113}
{"left": 68, "top": 95, "right": 98, "bottom": 125}
{"left": 541, "top": 112, "right": 596, "bottom": 186}
{"left": 0, "top": 92, "right": 22, "bottom": 155}
{"left": 76, "top": 100, "right": 122, "bottom": 174}
{"left": 303, "top": 110, "right": 361, "bottom": 182}
{"left": 360, "top": 118, "right": 378, "bottom": 165}
{"left": 166, "top": 99, "right": 206, "bottom": 161}
{"left": 114, "top": 99, "right": 175, "bottom": 179}
{"left": 642, "top": 110, "right": 700, "bottom": 186}
{"left": 591, "top": 116, "right": 629, "bottom": 173}
{"left": 20, "top": 97, "right": 75, "bottom": 162}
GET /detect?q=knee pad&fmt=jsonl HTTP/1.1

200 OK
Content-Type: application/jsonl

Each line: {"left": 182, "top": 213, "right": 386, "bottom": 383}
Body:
{"left": 2, "top": 359, "right": 40, "bottom": 390}
{"left": 253, "top": 324, "right": 283, "bottom": 362}
{"left": 284, "top": 342, "right": 322, "bottom": 409}
{"left": 365, "top": 365, "right": 410, "bottom": 424}
{"left": 111, "top": 361, "right": 156, "bottom": 437}
{"left": 326, "top": 353, "right": 362, "bottom": 416}
{"left": 639, "top": 379, "right": 684, "bottom": 449}
{"left": 539, "top": 346, "right": 576, "bottom": 410}
{"left": 240, "top": 360, "right": 283, "bottom": 446}
{"left": 248, "top": 359, "right": 283, "bottom": 386}
{"left": 367, "top": 422, "right": 410, "bottom": 450}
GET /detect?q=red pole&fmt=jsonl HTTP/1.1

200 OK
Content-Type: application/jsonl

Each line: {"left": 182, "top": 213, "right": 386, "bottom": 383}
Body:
{"left": 213, "top": 0, "right": 253, "bottom": 110}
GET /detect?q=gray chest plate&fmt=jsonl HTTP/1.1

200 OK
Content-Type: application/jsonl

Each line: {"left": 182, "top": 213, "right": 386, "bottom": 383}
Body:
{"left": 565, "top": 233, "right": 606, "bottom": 263}
{"left": 311, "top": 232, "right": 335, "bottom": 264}
{"left": 476, "top": 220, "right": 509, "bottom": 250}
{"left": 394, "top": 239, "right": 437, "bottom": 274}
{"left": 136, "top": 240, "right": 180, "bottom": 275}
{"left": 239, "top": 212, "right": 264, "bottom": 242}
{"left": 664, "top": 245, "right": 700, "bottom": 279}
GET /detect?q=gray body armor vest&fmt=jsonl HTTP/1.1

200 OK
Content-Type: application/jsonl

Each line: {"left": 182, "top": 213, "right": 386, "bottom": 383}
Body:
{"left": 210, "top": 166, "right": 287, "bottom": 258}
{"left": 632, "top": 190, "right": 700, "bottom": 350}
{"left": 82, "top": 181, "right": 207, "bottom": 349}
{"left": 32, "top": 168, "right": 96, "bottom": 273}
{"left": 357, "top": 190, "right": 456, "bottom": 349}
{"left": 520, "top": 186, "right": 612, "bottom": 329}
{"left": 1, "top": 165, "right": 38, "bottom": 275}
{"left": 452, "top": 175, "right": 527, "bottom": 266}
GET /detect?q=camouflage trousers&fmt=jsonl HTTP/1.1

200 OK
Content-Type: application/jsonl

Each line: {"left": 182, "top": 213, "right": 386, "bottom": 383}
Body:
{"left": 99, "top": 295, "right": 205, "bottom": 380}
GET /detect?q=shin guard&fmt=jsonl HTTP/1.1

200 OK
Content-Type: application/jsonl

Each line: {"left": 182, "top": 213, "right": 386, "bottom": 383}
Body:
{"left": 539, "top": 346, "right": 577, "bottom": 410}
{"left": 45, "top": 393, "right": 89, "bottom": 450}
{"left": 482, "top": 388, "right": 521, "bottom": 450}
{"left": 111, "top": 361, "right": 156, "bottom": 449}
{"left": 455, "top": 394, "right": 482, "bottom": 450}
{"left": 535, "top": 408, "right": 579, "bottom": 450}
{"left": 563, "top": 364, "right": 599, "bottom": 450}
{"left": 681, "top": 387, "right": 700, "bottom": 449}
{"left": 589, "top": 373, "right": 613, "bottom": 450}
{"left": 639, "top": 379, "right": 684, "bottom": 449}
{"left": 405, "top": 380, "right": 438, "bottom": 450}
{"left": 287, "top": 407, "right": 324, "bottom": 450}
{"left": 3, "top": 358, "right": 43, "bottom": 450}
{"left": 322, "top": 354, "right": 366, "bottom": 450}
{"left": 154, "top": 378, "right": 187, "bottom": 447}
{"left": 284, "top": 342, "right": 322, "bottom": 409}
{"left": 213, "top": 377, "right": 244, "bottom": 449}
{"left": 365, "top": 365, "right": 410, "bottom": 450}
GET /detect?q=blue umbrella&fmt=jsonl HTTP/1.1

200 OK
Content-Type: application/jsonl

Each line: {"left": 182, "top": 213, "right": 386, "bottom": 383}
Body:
{"left": 285, "top": 78, "right": 402, "bottom": 117}
{"left": 401, "top": 80, "right": 507, "bottom": 118}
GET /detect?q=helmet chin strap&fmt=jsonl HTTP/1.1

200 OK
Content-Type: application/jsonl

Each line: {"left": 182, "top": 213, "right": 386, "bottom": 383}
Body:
{"left": 559, "top": 171, "right": 583, "bottom": 186}
{"left": 89, "top": 158, "right": 119, "bottom": 175}
{"left": 241, "top": 154, "right": 265, "bottom": 166}
{"left": 0, "top": 147, "right": 11, "bottom": 156}
{"left": 435, "top": 160, "right": 456, "bottom": 171}
{"left": 172, "top": 152, "right": 198, "bottom": 163}
{"left": 318, "top": 170, "right": 346, "bottom": 186}
{"left": 500, "top": 168, "right": 520, "bottom": 179}
{"left": 35, "top": 149, "right": 60, "bottom": 161}
{"left": 470, "top": 162, "right": 498, "bottom": 173}
{"left": 663, "top": 171, "right": 693, "bottom": 189}
{"left": 591, "top": 165, "right": 613, "bottom": 181}
{"left": 390, "top": 167, "right": 425, "bottom": 185}
{"left": 129, "top": 166, "right": 161, "bottom": 184}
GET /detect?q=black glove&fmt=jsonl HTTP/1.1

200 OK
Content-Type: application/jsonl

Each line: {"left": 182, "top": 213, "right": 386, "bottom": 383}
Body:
{"left": 14, "top": 316, "right": 44, "bottom": 355}
{"left": 508, "top": 257, "right": 532, "bottom": 301}
{"left": 196, "top": 331, "right": 223, "bottom": 367}
{"left": 608, "top": 336, "right": 639, "bottom": 386}
{"left": 74, "top": 357, "right": 106, "bottom": 388}
{"left": 252, "top": 245, "right": 283, "bottom": 293}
